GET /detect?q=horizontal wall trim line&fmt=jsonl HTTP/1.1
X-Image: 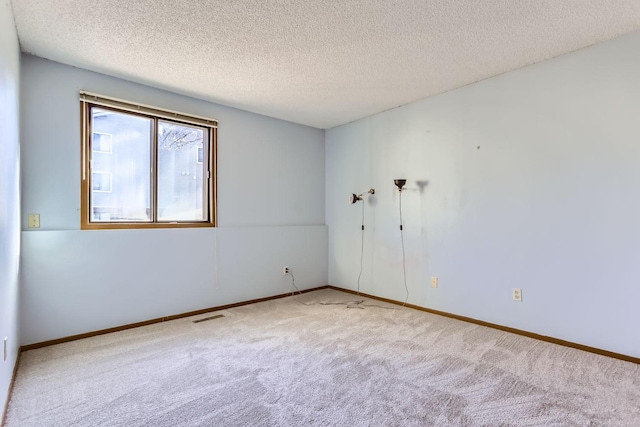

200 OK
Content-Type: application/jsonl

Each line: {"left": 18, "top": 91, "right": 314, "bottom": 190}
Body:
{"left": 1, "top": 349, "right": 21, "bottom": 427}
{"left": 21, "top": 286, "right": 329, "bottom": 352}
{"left": 328, "top": 286, "right": 640, "bottom": 365}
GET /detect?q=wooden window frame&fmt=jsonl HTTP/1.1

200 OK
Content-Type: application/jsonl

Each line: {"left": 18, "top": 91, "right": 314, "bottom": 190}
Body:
{"left": 80, "top": 96, "right": 217, "bottom": 230}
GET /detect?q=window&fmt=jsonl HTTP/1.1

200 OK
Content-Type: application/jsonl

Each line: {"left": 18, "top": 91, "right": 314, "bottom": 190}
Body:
{"left": 80, "top": 92, "right": 217, "bottom": 229}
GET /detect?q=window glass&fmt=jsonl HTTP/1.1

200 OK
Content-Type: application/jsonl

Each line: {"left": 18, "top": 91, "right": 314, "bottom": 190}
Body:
{"left": 90, "top": 108, "right": 152, "bottom": 222}
{"left": 157, "top": 121, "right": 206, "bottom": 221}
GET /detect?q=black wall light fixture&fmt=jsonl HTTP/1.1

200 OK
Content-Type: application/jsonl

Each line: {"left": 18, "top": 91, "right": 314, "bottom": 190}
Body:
{"left": 349, "top": 188, "right": 375, "bottom": 204}
{"left": 394, "top": 179, "right": 407, "bottom": 191}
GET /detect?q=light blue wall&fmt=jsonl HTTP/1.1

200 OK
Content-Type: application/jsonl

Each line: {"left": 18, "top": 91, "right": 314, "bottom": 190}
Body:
{"left": 0, "top": 0, "right": 21, "bottom": 418}
{"left": 326, "top": 31, "right": 640, "bottom": 358}
{"left": 21, "top": 55, "right": 325, "bottom": 229}
{"left": 20, "top": 55, "right": 327, "bottom": 345}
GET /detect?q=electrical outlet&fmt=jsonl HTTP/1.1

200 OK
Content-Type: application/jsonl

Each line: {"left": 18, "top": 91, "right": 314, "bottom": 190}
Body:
{"left": 430, "top": 277, "right": 438, "bottom": 288}
{"left": 28, "top": 214, "right": 40, "bottom": 228}
{"left": 3, "top": 337, "right": 7, "bottom": 361}
{"left": 283, "top": 266, "right": 290, "bottom": 275}
{"left": 512, "top": 288, "right": 522, "bottom": 302}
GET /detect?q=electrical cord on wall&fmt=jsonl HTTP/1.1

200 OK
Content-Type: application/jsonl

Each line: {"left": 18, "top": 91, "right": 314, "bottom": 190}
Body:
{"left": 288, "top": 270, "right": 302, "bottom": 296}
{"left": 288, "top": 270, "right": 312, "bottom": 306}
{"left": 356, "top": 200, "right": 365, "bottom": 295}
{"left": 399, "top": 190, "right": 409, "bottom": 306}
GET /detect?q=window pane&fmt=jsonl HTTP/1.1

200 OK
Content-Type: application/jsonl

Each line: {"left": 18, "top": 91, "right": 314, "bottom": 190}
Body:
{"left": 157, "top": 121, "right": 206, "bottom": 221}
{"left": 92, "top": 132, "right": 112, "bottom": 153}
{"left": 92, "top": 172, "right": 112, "bottom": 192}
{"left": 91, "top": 108, "right": 152, "bottom": 222}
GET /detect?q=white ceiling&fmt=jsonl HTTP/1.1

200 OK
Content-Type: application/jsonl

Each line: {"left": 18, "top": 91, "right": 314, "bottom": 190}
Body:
{"left": 10, "top": 1, "right": 640, "bottom": 129}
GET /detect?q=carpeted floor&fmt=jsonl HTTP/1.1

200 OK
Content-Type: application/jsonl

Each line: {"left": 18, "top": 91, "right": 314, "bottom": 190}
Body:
{"left": 5, "top": 288, "right": 640, "bottom": 426}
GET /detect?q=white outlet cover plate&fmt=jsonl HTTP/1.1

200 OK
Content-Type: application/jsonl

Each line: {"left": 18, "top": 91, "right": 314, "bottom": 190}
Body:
{"left": 512, "top": 288, "right": 522, "bottom": 302}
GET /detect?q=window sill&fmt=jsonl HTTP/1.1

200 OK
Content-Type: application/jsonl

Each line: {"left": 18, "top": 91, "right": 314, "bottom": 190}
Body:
{"left": 81, "top": 222, "right": 215, "bottom": 230}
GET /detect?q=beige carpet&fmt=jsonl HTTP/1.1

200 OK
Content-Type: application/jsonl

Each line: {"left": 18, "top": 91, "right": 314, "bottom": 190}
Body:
{"left": 5, "top": 288, "right": 640, "bottom": 426}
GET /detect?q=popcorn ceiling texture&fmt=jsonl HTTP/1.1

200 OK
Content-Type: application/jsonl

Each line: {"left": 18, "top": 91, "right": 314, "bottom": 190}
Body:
{"left": 10, "top": 0, "right": 640, "bottom": 128}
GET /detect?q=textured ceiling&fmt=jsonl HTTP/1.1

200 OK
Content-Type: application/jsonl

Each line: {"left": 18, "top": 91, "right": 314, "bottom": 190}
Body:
{"left": 10, "top": 0, "right": 640, "bottom": 129}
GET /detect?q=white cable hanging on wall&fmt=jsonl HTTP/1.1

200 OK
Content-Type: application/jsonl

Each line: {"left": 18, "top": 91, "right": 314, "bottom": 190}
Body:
{"left": 349, "top": 188, "right": 375, "bottom": 295}
{"left": 394, "top": 179, "right": 409, "bottom": 306}
{"left": 318, "top": 187, "right": 397, "bottom": 310}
